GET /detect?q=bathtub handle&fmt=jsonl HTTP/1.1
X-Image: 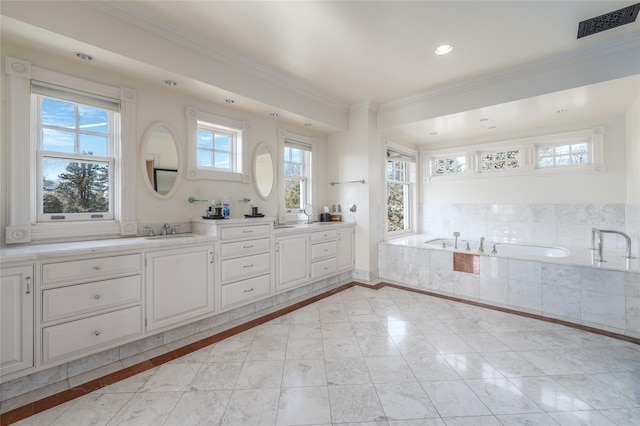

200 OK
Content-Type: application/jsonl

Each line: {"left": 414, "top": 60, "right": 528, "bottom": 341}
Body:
{"left": 464, "top": 241, "right": 470, "bottom": 251}
{"left": 491, "top": 244, "right": 498, "bottom": 254}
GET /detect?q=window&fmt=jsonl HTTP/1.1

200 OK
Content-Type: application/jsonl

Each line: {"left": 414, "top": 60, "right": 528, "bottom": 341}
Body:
{"left": 386, "top": 144, "right": 417, "bottom": 235}
{"left": 284, "top": 140, "right": 312, "bottom": 212}
{"left": 537, "top": 141, "right": 589, "bottom": 168}
{"left": 480, "top": 149, "right": 520, "bottom": 172}
{"left": 35, "top": 89, "right": 117, "bottom": 221}
{"left": 433, "top": 155, "right": 466, "bottom": 175}
{"left": 197, "top": 125, "right": 236, "bottom": 171}
{"left": 186, "top": 107, "right": 249, "bottom": 182}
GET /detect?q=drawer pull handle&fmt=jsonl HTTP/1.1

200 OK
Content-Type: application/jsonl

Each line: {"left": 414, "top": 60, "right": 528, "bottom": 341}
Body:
{"left": 25, "top": 276, "right": 31, "bottom": 295}
{"left": 243, "top": 245, "right": 254, "bottom": 249}
{"left": 243, "top": 230, "right": 253, "bottom": 234}
{"left": 244, "top": 287, "right": 254, "bottom": 293}
{"left": 325, "top": 267, "right": 329, "bottom": 270}
{"left": 93, "top": 266, "right": 102, "bottom": 270}
{"left": 94, "top": 330, "right": 101, "bottom": 336}
{"left": 94, "top": 295, "right": 101, "bottom": 300}
{"left": 324, "top": 248, "right": 329, "bottom": 252}
{"left": 243, "top": 264, "right": 254, "bottom": 268}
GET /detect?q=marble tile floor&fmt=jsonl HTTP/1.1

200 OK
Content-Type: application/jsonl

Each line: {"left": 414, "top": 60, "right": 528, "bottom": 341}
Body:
{"left": 5, "top": 283, "right": 640, "bottom": 426}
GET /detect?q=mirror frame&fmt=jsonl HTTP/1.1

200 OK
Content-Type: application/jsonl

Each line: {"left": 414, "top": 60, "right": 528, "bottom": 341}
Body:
{"left": 139, "top": 121, "right": 183, "bottom": 199}
{"left": 252, "top": 142, "right": 276, "bottom": 200}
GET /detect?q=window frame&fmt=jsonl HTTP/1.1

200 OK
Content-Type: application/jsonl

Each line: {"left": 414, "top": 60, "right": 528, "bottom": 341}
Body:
{"left": 4, "top": 57, "right": 138, "bottom": 244}
{"left": 34, "top": 93, "right": 117, "bottom": 222}
{"left": 186, "top": 107, "right": 250, "bottom": 183}
{"left": 385, "top": 141, "right": 418, "bottom": 238}
{"left": 278, "top": 129, "right": 314, "bottom": 223}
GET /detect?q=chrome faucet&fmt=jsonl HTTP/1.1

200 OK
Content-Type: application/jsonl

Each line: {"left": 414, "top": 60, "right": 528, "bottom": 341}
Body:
{"left": 453, "top": 232, "right": 460, "bottom": 249}
{"left": 478, "top": 237, "right": 485, "bottom": 253}
{"left": 162, "top": 223, "right": 171, "bottom": 236}
{"left": 592, "top": 227, "right": 633, "bottom": 262}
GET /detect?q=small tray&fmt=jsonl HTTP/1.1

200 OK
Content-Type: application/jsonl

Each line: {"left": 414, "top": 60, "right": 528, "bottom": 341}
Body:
{"left": 244, "top": 213, "right": 265, "bottom": 218}
{"left": 202, "top": 215, "right": 226, "bottom": 220}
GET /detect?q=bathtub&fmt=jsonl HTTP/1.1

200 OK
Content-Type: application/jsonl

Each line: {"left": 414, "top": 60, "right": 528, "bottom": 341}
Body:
{"left": 424, "top": 238, "right": 570, "bottom": 258}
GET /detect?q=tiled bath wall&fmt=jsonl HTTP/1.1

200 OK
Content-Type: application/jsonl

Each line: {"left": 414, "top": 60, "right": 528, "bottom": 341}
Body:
{"left": 378, "top": 243, "right": 640, "bottom": 339}
{"left": 422, "top": 203, "right": 639, "bottom": 254}
{"left": 0, "top": 272, "right": 352, "bottom": 407}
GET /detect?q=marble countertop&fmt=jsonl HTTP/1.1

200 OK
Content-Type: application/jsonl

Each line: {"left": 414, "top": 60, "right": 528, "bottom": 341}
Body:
{"left": 0, "top": 234, "right": 216, "bottom": 264}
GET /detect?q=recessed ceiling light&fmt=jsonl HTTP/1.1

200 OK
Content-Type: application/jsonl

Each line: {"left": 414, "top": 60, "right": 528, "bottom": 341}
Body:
{"left": 270, "top": 113, "right": 279, "bottom": 118}
{"left": 434, "top": 44, "right": 454, "bottom": 55}
{"left": 488, "top": 126, "right": 497, "bottom": 130}
{"left": 74, "top": 52, "right": 93, "bottom": 61}
{"left": 556, "top": 109, "right": 569, "bottom": 114}
{"left": 163, "top": 79, "right": 177, "bottom": 87}
{"left": 225, "top": 99, "right": 235, "bottom": 104}
{"left": 304, "top": 123, "right": 312, "bottom": 127}
{"left": 430, "top": 132, "right": 438, "bottom": 136}
{"left": 480, "top": 118, "right": 489, "bottom": 122}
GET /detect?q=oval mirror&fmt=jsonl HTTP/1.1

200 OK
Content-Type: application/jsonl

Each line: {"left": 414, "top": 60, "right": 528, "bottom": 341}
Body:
{"left": 252, "top": 142, "right": 275, "bottom": 200}
{"left": 140, "top": 122, "right": 181, "bottom": 198}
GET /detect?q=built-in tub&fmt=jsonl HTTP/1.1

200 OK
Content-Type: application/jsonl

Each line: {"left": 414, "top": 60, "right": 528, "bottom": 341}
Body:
{"left": 424, "top": 238, "right": 570, "bottom": 258}
{"left": 379, "top": 234, "right": 640, "bottom": 338}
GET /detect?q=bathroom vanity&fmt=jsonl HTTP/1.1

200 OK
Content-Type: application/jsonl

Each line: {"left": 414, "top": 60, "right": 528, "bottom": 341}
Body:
{"left": 0, "top": 219, "right": 355, "bottom": 400}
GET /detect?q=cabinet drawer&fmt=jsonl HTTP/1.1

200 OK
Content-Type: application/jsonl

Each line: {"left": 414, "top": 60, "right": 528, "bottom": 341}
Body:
{"left": 310, "top": 229, "right": 337, "bottom": 243}
{"left": 42, "top": 275, "right": 141, "bottom": 323}
{"left": 311, "top": 257, "right": 337, "bottom": 279}
{"left": 220, "top": 224, "right": 271, "bottom": 240}
{"left": 42, "top": 254, "right": 141, "bottom": 285}
{"left": 42, "top": 306, "right": 141, "bottom": 364}
{"left": 311, "top": 241, "right": 337, "bottom": 261}
{"left": 221, "top": 252, "right": 271, "bottom": 283}
{"left": 221, "top": 238, "right": 271, "bottom": 258}
{"left": 221, "top": 274, "right": 271, "bottom": 310}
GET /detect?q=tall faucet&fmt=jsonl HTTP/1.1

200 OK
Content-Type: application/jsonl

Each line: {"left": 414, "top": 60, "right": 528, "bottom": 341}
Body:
{"left": 162, "top": 223, "right": 171, "bottom": 236}
{"left": 478, "top": 237, "right": 485, "bottom": 253}
{"left": 453, "top": 232, "right": 460, "bottom": 249}
{"left": 592, "top": 227, "right": 633, "bottom": 262}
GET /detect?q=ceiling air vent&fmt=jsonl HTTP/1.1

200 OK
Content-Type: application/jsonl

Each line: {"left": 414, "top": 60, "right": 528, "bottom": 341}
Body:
{"left": 577, "top": 3, "right": 640, "bottom": 38}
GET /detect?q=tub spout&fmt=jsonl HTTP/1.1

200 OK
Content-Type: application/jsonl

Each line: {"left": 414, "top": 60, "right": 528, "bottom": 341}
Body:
{"left": 592, "top": 227, "right": 634, "bottom": 261}
{"left": 478, "top": 237, "right": 485, "bottom": 253}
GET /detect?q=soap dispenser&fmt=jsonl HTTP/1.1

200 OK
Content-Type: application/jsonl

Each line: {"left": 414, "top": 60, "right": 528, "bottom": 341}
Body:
{"left": 222, "top": 196, "right": 231, "bottom": 218}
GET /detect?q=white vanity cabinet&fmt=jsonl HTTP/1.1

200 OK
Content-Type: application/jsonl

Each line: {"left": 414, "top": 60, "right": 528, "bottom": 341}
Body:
{"left": 40, "top": 253, "right": 143, "bottom": 365}
{"left": 337, "top": 228, "right": 355, "bottom": 271}
{"left": 275, "top": 233, "right": 310, "bottom": 292}
{"left": 219, "top": 223, "right": 273, "bottom": 311}
{"left": 1, "top": 265, "right": 34, "bottom": 376}
{"left": 310, "top": 229, "right": 339, "bottom": 280}
{"left": 146, "top": 244, "right": 214, "bottom": 332}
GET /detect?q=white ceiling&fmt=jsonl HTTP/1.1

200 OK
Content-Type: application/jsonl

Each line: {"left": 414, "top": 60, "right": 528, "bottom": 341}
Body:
{"left": 2, "top": 1, "right": 639, "bottom": 145}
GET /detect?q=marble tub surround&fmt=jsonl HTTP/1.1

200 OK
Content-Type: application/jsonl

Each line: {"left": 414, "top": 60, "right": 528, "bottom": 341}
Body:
{"left": 379, "top": 236, "right": 640, "bottom": 339}
{"left": 423, "top": 203, "right": 639, "bottom": 254}
{"left": 2, "top": 283, "right": 639, "bottom": 425}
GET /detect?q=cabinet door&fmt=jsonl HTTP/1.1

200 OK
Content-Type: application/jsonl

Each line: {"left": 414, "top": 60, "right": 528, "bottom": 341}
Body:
{"left": 1, "top": 266, "right": 34, "bottom": 376}
{"left": 338, "top": 229, "right": 355, "bottom": 271}
{"left": 275, "top": 233, "right": 309, "bottom": 292}
{"left": 146, "top": 245, "right": 214, "bottom": 332}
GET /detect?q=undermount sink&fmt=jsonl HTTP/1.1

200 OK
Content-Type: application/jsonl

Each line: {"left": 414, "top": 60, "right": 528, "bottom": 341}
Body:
{"left": 145, "top": 234, "right": 194, "bottom": 240}
{"left": 274, "top": 225, "right": 296, "bottom": 229}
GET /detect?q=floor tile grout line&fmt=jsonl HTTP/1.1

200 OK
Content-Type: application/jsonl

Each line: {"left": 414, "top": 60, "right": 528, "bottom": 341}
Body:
{"left": 2, "top": 280, "right": 638, "bottom": 425}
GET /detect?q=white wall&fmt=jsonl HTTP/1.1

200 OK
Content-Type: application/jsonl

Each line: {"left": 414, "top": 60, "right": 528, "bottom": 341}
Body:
{"left": 627, "top": 97, "right": 640, "bottom": 205}
{"left": 0, "top": 45, "right": 330, "bottom": 239}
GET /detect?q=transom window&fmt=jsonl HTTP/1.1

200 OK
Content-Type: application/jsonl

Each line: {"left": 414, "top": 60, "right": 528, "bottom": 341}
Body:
{"left": 197, "top": 125, "right": 236, "bottom": 171}
{"left": 35, "top": 91, "right": 117, "bottom": 222}
{"left": 537, "top": 142, "right": 589, "bottom": 168}
{"left": 433, "top": 155, "right": 466, "bottom": 175}
{"left": 480, "top": 150, "right": 520, "bottom": 172}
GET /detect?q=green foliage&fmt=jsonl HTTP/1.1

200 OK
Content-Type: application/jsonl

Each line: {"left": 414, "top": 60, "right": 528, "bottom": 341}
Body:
{"left": 284, "top": 179, "right": 301, "bottom": 210}
{"left": 43, "top": 162, "right": 109, "bottom": 214}
{"left": 387, "top": 182, "right": 405, "bottom": 232}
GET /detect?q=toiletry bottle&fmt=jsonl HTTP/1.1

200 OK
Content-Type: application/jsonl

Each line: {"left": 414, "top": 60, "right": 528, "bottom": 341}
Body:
{"left": 222, "top": 196, "right": 230, "bottom": 218}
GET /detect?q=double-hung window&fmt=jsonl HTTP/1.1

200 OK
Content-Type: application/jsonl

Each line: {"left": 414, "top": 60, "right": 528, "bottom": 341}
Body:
{"left": 34, "top": 82, "right": 119, "bottom": 222}
{"left": 197, "top": 125, "right": 236, "bottom": 172}
{"left": 386, "top": 144, "right": 417, "bottom": 235}
{"left": 284, "top": 140, "right": 312, "bottom": 212}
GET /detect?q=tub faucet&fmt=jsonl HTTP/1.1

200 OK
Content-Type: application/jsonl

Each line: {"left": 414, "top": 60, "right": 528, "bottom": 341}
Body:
{"left": 592, "top": 227, "right": 633, "bottom": 261}
{"left": 453, "top": 232, "right": 460, "bottom": 249}
{"left": 478, "top": 237, "right": 485, "bottom": 253}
